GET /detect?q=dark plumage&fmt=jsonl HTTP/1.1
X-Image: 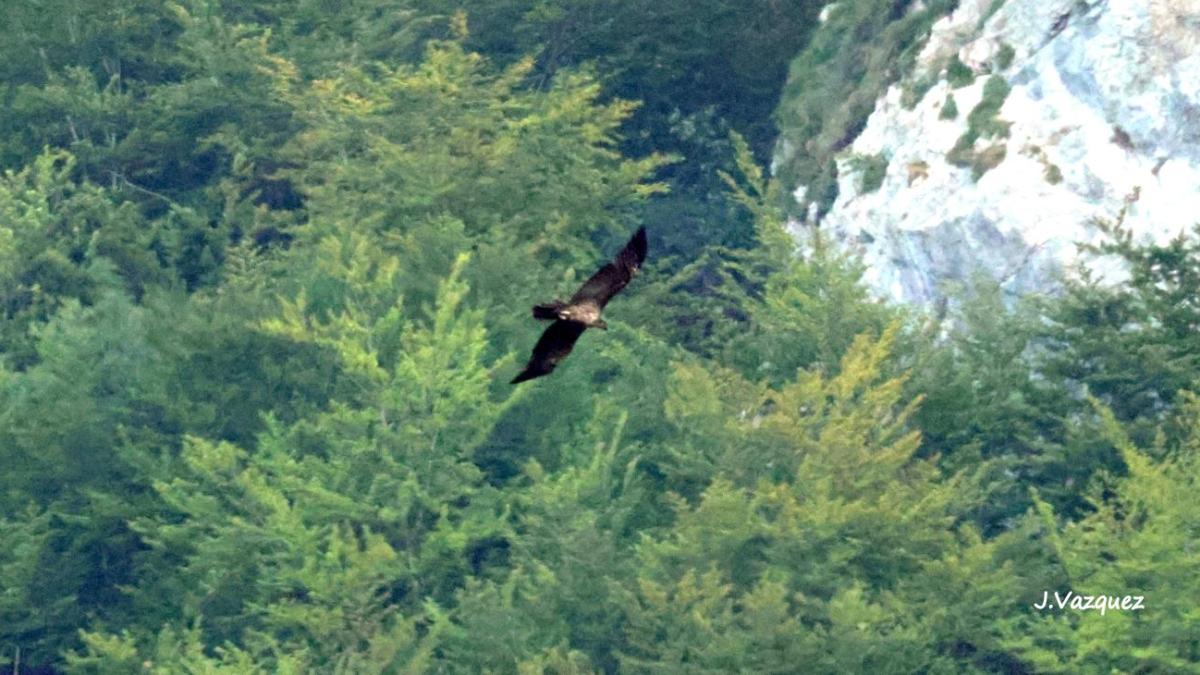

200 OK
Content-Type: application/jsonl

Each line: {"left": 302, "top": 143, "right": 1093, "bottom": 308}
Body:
{"left": 509, "top": 320, "right": 587, "bottom": 384}
{"left": 511, "top": 227, "right": 647, "bottom": 384}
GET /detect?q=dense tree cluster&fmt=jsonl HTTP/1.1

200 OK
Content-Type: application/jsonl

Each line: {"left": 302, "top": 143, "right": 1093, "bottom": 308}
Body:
{"left": 2, "top": 1, "right": 1198, "bottom": 672}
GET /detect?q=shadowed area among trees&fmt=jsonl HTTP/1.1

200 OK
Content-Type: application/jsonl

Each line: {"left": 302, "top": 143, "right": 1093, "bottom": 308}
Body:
{"left": 2, "top": 1, "right": 1199, "bottom": 672}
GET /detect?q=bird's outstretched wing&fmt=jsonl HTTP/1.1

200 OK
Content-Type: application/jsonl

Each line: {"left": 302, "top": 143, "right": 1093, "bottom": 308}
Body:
{"left": 568, "top": 226, "right": 647, "bottom": 308}
{"left": 511, "top": 320, "right": 588, "bottom": 384}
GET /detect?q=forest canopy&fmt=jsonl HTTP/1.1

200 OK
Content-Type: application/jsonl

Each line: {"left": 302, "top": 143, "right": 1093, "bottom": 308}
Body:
{"left": 1, "top": 1, "right": 1198, "bottom": 673}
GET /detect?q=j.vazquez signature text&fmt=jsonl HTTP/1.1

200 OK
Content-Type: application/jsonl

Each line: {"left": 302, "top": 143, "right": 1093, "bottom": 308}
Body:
{"left": 1033, "top": 591, "right": 1145, "bottom": 615}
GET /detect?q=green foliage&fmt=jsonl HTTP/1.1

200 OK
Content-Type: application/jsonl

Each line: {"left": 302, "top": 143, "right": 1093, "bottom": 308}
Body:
{"left": 948, "top": 76, "right": 1013, "bottom": 179}
{"left": 707, "top": 133, "right": 896, "bottom": 384}
{"left": 849, "top": 152, "right": 889, "bottom": 193}
{"left": 969, "top": 76, "right": 1014, "bottom": 138}
{"left": 613, "top": 131, "right": 787, "bottom": 362}
{"left": 946, "top": 54, "right": 976, "bottom": 88}
{"left": 285, "top": 40, "right": 665, "bottom": 248}
{"left": 1011, "top": 396, "right": 1200, "bottom": 670}
{"left": 1044, "top": 162, "right": 1064, "bottom": 184}
{"left": 901, "top": 72, "right": 940, "bottom": 110}
{"left": 619, "top": 327, "right": 1039, "bottom": 671}
{"left": 83, "top": 257, "right": 508, "bottom": 671}
{"left": 424, "top": 0, "right": 828, "bottom": 273}
{"left": 0, "top": 8, "right": 669, "bottom": 668}
{"left": 0, "top": 292, "right": 179, "bottom": 666}
{"left": 774, "top": 0, "right": 958, "bottom": 216}
{"left": 3, "top": 1, "right": 1200, "bottom": 673}
{"left": 939, "top": 93, "right": 959, "bottom": 120}
{"left": 906, "top": 279, "right": 1085, "bottom": 530}
{"left": 1039, "top": 222, "right": 1200, "bottom": 449}
{"left": 440, "top": 0, "right": 824, "bottom": 158}
{"left": 995, "top": 42, "right": 1016, "bottom": 70}
{"left": 0, "top": 150, "right": 169, "bottom": 368}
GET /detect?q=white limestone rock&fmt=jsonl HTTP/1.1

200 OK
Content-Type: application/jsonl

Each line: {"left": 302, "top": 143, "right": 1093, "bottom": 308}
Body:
{"left": 787, "top": 0, "right": 1200, "bottom": 305}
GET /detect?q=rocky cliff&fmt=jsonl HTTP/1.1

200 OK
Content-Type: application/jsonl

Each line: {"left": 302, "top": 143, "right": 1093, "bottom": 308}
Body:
{"left": 781, "top": 0, "right": 1200, "bottom": 305}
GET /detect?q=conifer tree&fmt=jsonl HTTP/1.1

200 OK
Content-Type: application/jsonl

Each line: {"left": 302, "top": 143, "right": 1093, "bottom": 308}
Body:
{"left": 1010, "top": 395, "right": 1200, "bottom": 671}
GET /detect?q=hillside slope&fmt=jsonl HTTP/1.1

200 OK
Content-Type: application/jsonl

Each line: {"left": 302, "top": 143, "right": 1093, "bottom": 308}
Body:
{"left": 780, "top": 0, "right": 1200, "bottom": 304}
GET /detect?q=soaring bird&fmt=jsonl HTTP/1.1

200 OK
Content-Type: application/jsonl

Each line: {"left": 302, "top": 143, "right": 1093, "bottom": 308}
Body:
{"left": 511, "top": 227, "right": 647, "bottom": 384}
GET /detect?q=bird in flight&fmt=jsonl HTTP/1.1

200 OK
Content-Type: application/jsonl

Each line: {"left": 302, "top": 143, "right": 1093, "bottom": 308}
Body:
{"left": 511, "top": 227, "right": 647, "bottom": 384}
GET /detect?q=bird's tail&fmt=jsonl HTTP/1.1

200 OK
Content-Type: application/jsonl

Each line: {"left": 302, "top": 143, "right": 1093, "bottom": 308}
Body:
{"left": 532, "top": 301, "right": 565, "bottom": 321}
